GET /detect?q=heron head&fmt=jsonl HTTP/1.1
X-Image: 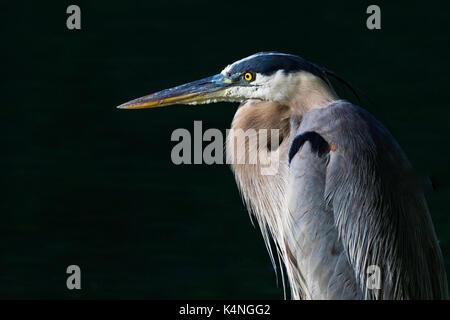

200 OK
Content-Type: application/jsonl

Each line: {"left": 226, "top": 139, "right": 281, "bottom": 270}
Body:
{"left": 117, "top": 52, "right": 338, "bottom": 110}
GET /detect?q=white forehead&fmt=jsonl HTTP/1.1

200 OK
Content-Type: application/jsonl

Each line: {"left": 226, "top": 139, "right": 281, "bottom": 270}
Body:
{"left": 221, "top": 52, "right": 295, "bottom": 75}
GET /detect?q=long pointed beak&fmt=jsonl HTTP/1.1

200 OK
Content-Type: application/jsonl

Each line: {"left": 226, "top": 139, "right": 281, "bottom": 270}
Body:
{"left": 117, "top": 74, "right": 234, "bottom": 109}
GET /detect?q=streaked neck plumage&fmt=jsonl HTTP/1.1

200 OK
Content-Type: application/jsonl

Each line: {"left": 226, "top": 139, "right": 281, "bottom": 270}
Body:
{"left": 226, "top": 73, "right": 337, "bottom": 299}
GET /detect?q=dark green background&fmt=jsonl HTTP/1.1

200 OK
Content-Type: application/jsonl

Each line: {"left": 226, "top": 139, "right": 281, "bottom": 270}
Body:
{"left": 2, "top": 1, "right": 449, "bottom": 299}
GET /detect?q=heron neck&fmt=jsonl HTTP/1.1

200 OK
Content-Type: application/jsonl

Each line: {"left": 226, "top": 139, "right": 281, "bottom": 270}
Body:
{"left": 288, "top": 73, "right": 338, "bottom": 117}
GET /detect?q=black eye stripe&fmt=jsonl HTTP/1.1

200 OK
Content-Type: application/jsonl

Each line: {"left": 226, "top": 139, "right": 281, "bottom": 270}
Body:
{"left": 228, "top": 52, "right": 324, "bottom": 79}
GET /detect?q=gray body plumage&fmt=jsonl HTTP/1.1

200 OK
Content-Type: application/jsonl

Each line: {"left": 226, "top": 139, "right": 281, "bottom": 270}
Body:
{"left": 228, "top": 99, "right": 448, "bottom": 300}
{"left": 285, "top": 100, "right": 448, "bottom": 299}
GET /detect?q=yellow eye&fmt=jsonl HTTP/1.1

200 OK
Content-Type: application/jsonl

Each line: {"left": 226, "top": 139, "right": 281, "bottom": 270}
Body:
{"left": 244, "top": 72, "right": 253, "bottom": 82}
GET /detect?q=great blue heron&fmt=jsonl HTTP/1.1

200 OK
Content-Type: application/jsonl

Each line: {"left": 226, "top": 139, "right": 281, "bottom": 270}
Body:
{"left": 118, "top": 52, "right": 448, "bottom": 299}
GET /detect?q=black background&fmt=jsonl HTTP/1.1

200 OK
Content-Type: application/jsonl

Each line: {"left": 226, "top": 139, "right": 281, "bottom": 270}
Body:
{"left": 2, "top": 1, "right": 449, "bottom": 299}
